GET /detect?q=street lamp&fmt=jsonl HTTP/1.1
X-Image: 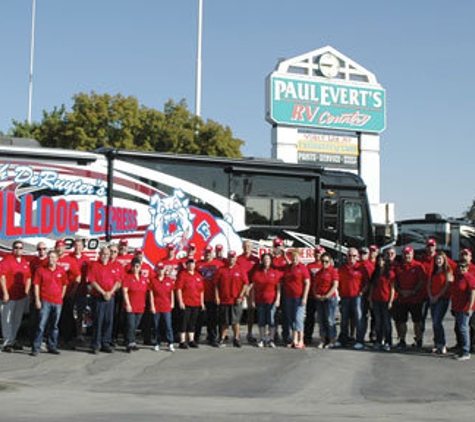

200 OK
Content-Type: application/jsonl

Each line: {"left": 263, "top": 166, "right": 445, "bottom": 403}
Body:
{"left": 28, "top": 0, "right": 37, "bottom": 124}
{"left": 195, "top": 0, "right": 203, "bottom": 117}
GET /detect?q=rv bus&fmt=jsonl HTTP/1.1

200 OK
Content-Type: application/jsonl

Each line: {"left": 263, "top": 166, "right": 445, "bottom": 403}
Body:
{"left": 0, "top": 145, "right": 374, "bottom": 264}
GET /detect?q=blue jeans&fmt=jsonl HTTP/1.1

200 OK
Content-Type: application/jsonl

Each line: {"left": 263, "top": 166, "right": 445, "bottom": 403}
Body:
{"left": 125, "top": 312, "right": 143, "bottom": 346}
{"left": 430, "top": 298, "right": 450, "bottom": 348}
{"left": 91, "top": 296, "right": 115, "bottom": 350}
{"left": 154, "top": 312, "right": 174, "bottom": 345}
{"left": 339, "top": 296, "right": 364, "bottom": 344}
{"left": 315, "top": 296, "right": 338, "bottom": 340}
{"left": 372, "top": 301, "right": 392, "bottom": 345}
{"left": 454, "top": 311, "right": 471, "bottom": 354}
{"left": 283, "top": 297, "right": 306, "bottom": 332}
{"left": 257, "top": 303, "right": 277, "bottom": 328}
{"left": 33, "top": 301, "right": 62, "bottom": 352}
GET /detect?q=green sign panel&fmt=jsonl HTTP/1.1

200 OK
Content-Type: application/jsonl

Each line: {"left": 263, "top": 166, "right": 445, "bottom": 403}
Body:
{"left": 267, "top": 75, "right": 386, "bottom": 133}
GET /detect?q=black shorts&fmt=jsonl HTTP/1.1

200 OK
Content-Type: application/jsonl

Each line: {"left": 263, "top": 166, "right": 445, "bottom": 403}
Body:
{"left": 218, "top": 304, "right": 243, "bottom": 326}
{"left": 393, "top": 302, "right": 423, "bottom": 323}
{"left": 180, "top": 307, "right": 201, "bottom": 333}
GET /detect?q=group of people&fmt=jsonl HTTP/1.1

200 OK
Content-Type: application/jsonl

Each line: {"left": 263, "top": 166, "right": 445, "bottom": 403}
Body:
{"left": 1, "top": 236, "right": 474, "bottom": 361}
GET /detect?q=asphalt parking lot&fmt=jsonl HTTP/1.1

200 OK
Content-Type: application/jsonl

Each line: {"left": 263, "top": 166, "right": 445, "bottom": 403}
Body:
{"left": 1, "top": 318, "right": 475, "bottom": 422}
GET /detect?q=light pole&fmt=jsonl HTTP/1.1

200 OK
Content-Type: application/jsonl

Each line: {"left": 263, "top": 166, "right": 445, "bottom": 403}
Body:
{"left": 28, "top": 0, "right": 37, "bottom": 125}
{"left": 195, "top": 0, "right": 203, "bottom": 117}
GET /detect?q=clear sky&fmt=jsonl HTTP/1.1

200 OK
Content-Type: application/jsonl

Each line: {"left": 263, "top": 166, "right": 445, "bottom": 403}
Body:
{"left": 1, "top": 0, "right": 474, "bottom": 220}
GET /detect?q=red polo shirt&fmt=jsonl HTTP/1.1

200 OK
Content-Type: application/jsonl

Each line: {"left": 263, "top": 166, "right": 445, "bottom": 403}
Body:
{"left": 451, "top": 270, "right": 475, "bottom": 313}
{"left": 122, "top": 273, "right": 149, "bottom": 313}
{"left": 69, "top": 252, "right": 91, "bottom": 296}
{"left": 251, "top": 268, "right": 282, "bottom": 304}
{"left": 282, "top": 263, "right": 310, "bottom": 299}
{"left": 196, "top": 259, "right": 224, "bottom": 302}
{"left": 396, "top": 260, "right": 426, "bottom": 304}
{"left": 0, "top": 255, "right": 31, "bottom": 300}
{"left": 150, "top": 276, "right": 174, "bottom": 313}
{"left": 338, "top": 263, "right": 366, "bottom": 298}
{"left": 215, "top": 265, "right": 249, "bottom": 305}
{"left": 88, "top": 261, "right": 121, "bottom": 297}
{"left": 176, "top": 271, "right": 204, "bottom": 307}
{"left": 34, "top": 265, "right": 68, "bottom": 305}
{"left": 314, "top": 266, "right": 339, "bottom": 297}
{"left": 236, "top": 254, "right": 259, "bottom": 276}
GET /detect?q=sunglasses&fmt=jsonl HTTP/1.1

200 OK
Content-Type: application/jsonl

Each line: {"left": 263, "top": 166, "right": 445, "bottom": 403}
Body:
{"left": 322, "top": 259, "right": 331, "bottom": 263}
{"left": 13, "top": 246, "right": 23, "bottom": 250}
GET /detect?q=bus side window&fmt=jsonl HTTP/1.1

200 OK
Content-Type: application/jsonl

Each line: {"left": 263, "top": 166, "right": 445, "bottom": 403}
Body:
{"left": 343, "top": 200, "right": 364, "bottom": 238}
{"left": 323, "top": 199, "right": 338, "bottom": 233}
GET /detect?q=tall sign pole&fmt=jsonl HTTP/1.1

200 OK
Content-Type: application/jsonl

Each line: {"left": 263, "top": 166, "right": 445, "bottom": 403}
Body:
{"left": 195, "top": 0, "right": 203, "bottom": 117}
{"left": 27, "top": 0, "right": 37, "bottom": 124}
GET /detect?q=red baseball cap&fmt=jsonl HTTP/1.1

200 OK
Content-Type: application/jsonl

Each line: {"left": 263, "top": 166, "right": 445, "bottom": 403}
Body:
{"left": 273, "top": 238, "right": 283, "bottom": 247}
{"left": 55, "top": 240, "right": 66, "bottom": 248}
{"left": 461, "top": 248, "right": 472, "bottom": 256}
{"left": 315, "top": 246, "right": 325, "bottom": 254}
{"left": 403, "top": 246, "right": 414, "bottom": 254}
{"left": 204, "top": 245, "right": 213, "bottom": 253}
{"left": 134, "top": 248, "right": 144, "bottom": 254}
{"left": 119, "top": 239, "right": 128, "bottom": 246}
{"left": 228, "top": 250, "right": 237, "bottom": 257}
{"left": 166, "top": 243, "right": 175, "bottom": 250}
{"left": 426, "top": 238, "right": 437, "bottom": 246}
{"left": 188, "top": 243, "right": 196, "bottom": 250}
{"left": 215, "top": 244, "right": 224, "bottom": 251}
{"left": 156, "top": 262, "right": 165, "bottom": 269}
{"left": 369, "top": 245, "right": 379, "bottom": 252}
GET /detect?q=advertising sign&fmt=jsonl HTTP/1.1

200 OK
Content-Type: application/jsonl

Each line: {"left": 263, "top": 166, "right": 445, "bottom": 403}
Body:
{"left": 268, "top": 74, "right": 386, "bottom": 133}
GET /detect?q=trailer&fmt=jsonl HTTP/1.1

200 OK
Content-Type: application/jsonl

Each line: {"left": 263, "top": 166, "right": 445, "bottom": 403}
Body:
{"left": 0, "top": 145, "right": 374, "bottom": 264}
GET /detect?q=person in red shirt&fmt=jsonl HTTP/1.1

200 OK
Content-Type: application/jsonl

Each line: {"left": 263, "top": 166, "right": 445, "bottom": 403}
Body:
{"left": 176, "top": 258, "right": 204, "bottom": 349}
{"left": 460, "top": 248, "right": 475, "bottom": 352}
{"left": 282, "top": 249, "right": 310, "bottom": 349}
{"left": 109, "top": 243, "right": 127, "bottom": 347}
{"left": 0, "top": 240, "right": 31, "bottom": 352}
{"left": 31, "top": 250, "right": 68, "bottom": 356}
{"left": 122, "top": 257, "right": 149, "bottom": 352}
{"left": 338, "top": 247, "right": 367, "bottom": 349}
{"left": 55, "top": 239, "right": 80, "bottom": 347}
{"left": 215, "top": 251, "right": 249, "bottom": 348}
{"left": 394, "top": 246, "right": 426, "bottom": 350}
{"left": 215, "top": 244, "right": 226, "bottom": 263}
{"left": 451, "top": 262, "right": 475, "bottom": 360}
{"left": 69, "top": 238, "right": 91, "bottom": 346}
{"left": 305, "top": 246, "right": 325, "bottom": 345}
{"left": 88, "top": 246, "right": 122, "bottom": 353}
{"left": 150, "top": 262, "right": 175, "bottom": 351}
{"left": 116, "top": 239, "right": 134, "bottom": 267}
{"left": 195, "top": 246, "right": 224, "bottom": 346}
{"left": 160, "top": 243, "right": 180, "bottom": 281}
{"left": 237, "top": 240, "right": 259, "bottom": 344}
{"left": 369, "top": 254, "right": 395, "bottom": 351}
{"left": 28, "top": 241, "right": 49, "bottom": 345}
{"left": 250, "top": 253, "right": 282, "bottom": 348}
{"left": 427, "top": 251, "right": 453, "bottom": 354}
{"left": 314, "top": 252, "right": 339, "bottom": 349}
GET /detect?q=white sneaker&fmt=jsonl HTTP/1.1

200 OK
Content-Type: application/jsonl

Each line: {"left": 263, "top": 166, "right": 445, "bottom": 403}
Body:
{"left": 169, "top": 344, "right": 175, "bottom": 352}
{"left": 267, "top": 340, "right": 276, "bottom": 349}
{"left": 257, "top": 340, "right": 265, "bottom": 348}
{"left": 456, "top": 353, "right": 471, "bottom": 361}
{"left": 154, "top": 345, "right": 160, "bottom": 352}
{"left": 354, "top": 342, "right": 364, "bottom": 350}
{"left": 382, "top": 344, "right": 391, "bottom": 352}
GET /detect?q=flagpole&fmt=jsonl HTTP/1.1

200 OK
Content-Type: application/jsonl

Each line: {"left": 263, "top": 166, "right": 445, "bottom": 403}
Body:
{"left": 195, "top": 0, "right": 203, "bottom": 117}
{"left": 28, "top": 0, "right": 37, "bottom": 124}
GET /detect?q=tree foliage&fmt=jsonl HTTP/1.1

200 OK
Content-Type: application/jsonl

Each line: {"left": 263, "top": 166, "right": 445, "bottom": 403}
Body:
{"left": 9, "top": 92, "right": 244, "bottom": 157}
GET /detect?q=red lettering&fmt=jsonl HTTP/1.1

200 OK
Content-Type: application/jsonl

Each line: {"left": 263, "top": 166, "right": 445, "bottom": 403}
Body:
{"left": 24, "top": 195, "right": 40, "bottom": 236}
{"left": 69, "top": 201, "right": 79, "bottom": 232}
{"left": 291, "top": 105, "right": 305, "bottom": 121}
{"left": 5, "top": 191, "right": 22, "bottom": 237}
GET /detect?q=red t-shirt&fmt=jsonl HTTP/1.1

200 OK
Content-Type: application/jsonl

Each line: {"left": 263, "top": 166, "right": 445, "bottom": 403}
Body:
{"left": 160, "top": 258, "right": 181, "bottom": 281}
{"left": 429, "top": 271, "right": 452, "bottom": 298}
{"left": 196, "top": 259, "right": 224, "bottom": 302}
{"left": 122, "top": 273, "right": 149, "bottom": 313}
{"left": 150, "top": 276, "right": 174, "bottom": 313}
{"left": 251, "top": 268, "right": 282, "bottom": 304}
{"left": 272, "top": 254, "right": 288, "bottom": 270}
{"left": 34, "top": 265, "right": 68, "bottom": 305}
{"left": 396, "top": 260, "right": 426, "bottom": 304}
{"left": 0, "top": 255, "right": 31, "bottom": 300}
{"left": 314, "top": 266, "right": 338, "bottom": 297}
{"left": 451, "top": 271, "right": 475, "bottom": 312}
{"left": 88, "top": 261, "right": 121, "bottom": 297}
{"left": 236, "top": 254, "right": 259, "bottom": 276}
{"left": 338, "top": 263, "right": 366, "bottom": 298}
{"left": 282, "top": 263, "right": 310, "bottom": 299}
{"left": 215, "top": 265, "right": 249, "bottom": 305}
{"left": 372, "top": 270, "right": 395, "bottom": 302}
{"left": 176, "top": 271, "right": 204, "bottom": 307}
{"left": 69, "top": 252, "right": 91, "bottom": 296}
